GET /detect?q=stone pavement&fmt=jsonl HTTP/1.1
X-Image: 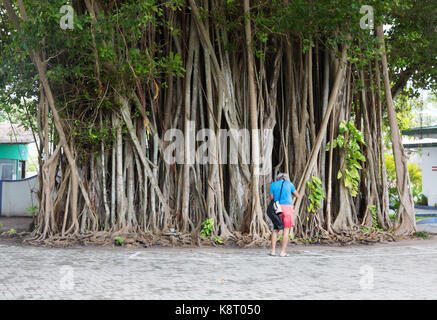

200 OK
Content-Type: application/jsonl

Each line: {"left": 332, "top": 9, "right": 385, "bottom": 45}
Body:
{"left": 1, "top": 239, "right": 437, "bottom": 300}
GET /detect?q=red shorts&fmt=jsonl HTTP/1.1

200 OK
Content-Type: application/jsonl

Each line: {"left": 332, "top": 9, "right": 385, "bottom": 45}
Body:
{"left": 279, "top": 205, "right": 294, "bottom": 228}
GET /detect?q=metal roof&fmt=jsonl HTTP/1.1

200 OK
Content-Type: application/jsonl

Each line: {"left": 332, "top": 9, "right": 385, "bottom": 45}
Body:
{"left": 0, "top": 123, "right": 34, "bottom": 144}
{"left": 402, "top": 126, "right": 437, "bottom": 137}
{"left": 403, "top": 142, "right": 437, "bottom": 149}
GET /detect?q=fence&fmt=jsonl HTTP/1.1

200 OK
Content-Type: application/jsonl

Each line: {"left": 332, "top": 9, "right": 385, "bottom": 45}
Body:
{"left": 0, "top": 175, "right": 38, "bottom": 217}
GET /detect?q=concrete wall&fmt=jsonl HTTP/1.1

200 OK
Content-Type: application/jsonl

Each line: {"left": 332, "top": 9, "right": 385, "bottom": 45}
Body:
{"left": 0, "top": 175, "right": 38, "bottom": 217}
{"left": 422, "top": 147, "right": 437, "bottom": 206}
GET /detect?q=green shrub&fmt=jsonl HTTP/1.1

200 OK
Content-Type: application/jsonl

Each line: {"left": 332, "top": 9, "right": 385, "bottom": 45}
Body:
{"left": 385, "top": 154, "right": 423, "bottom": 209}
{"left": 200, "top": 218, "right": 214, "bottom": 238}
{"left": 8, "top": 229, "right": 17, "bottom": 236}
{"left": 369, "top": 205, "right": 382, "bottom": 231}
{"left": 26, "top": 206, "right": 38, "bottom": 216}
{"left": 416, "top": 194, "right": 428, "bottom": 206}
{"left": 213, "top": 236, "right": 223, "bottom": 244}
{"left": 413, "top": 231, "right": 429, "bottom": 239}
{"left": 306, "top": 176, "right": 326, "bottom": 213}
{"left": 114, "top": 237, "right": 124, "bottom": 246}
{"left": 326, "top": 121, "right": 366, "bottom": 197}
{"left": 277, "top": 234, "right": 293, "bottom": 242}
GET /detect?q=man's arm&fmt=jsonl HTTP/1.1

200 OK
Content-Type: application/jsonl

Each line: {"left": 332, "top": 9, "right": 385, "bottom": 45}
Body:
{"left": 292, "top": 190, "right": 299, "bottom": 199}
{"left": 270, "top": 194, "right": 274, "bottom": 200}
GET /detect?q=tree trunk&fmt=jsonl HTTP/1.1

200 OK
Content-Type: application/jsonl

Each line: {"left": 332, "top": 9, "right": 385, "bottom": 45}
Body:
{"left": 376, "top": 25, "right": 416, "bottom": 236}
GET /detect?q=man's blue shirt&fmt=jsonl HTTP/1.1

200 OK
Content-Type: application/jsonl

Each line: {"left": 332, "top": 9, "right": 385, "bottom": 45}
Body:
{"left": 270, "top": 179, "right": 296, "bottom": 205}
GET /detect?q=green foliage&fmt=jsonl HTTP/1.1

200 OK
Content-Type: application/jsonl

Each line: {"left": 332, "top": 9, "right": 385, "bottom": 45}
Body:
{"left": 386, "top": 0, "right": 437, "bottom": 93}
{"left": 369, "top": 205, "right": 382, "bottom": 231}
{"left": 26, "top": 156, "right": 38, "bottom": 174}
{"left": 200, "top": 218, "right": 214, "bottom": 238}
{"left": 385, "top": 153, "right": 422, "bottom": 210}
{"left": 295, "top": 237, "right": 312, "bottom": 243}
{"left": 213, "top": 236, "right": 223, "bottom": 245}
{"left": 306, "top": 176, "right": 325, "bottom": 213}
{"left": 0, "top": 0, "right": 187, "bottom": 159}
{"left": 114, "top": 237, "right": 124, "bottom": 246}
{"left": 8, "top": 229, "right": 17, "bottom": 236}
{"left": 277, "top": 234, "right": 293, "bottom": 242}
{"left": 0, "top": 223, "right": 3, "bottom": 231}
{"left": 416, "top": 194, "right": 428, "bottom": 206}
{"left": 26, "top": 206, "right": 38, "bottom": 216}
{"left": 413, "top": 231, "right": 429, "bottom": 239}
{"left": 326, "top": 121, "right": 366, "bottom": 197}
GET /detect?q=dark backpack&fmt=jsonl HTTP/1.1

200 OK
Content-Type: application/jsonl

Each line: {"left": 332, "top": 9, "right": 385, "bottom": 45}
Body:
{"left": 266, "top": 180, "right": 285, "bottom": 230}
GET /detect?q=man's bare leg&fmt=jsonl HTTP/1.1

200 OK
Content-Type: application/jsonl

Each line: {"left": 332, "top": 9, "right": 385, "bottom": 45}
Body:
{"left": 280, "top": 228, "right": 290, "bottom": 256}
{"left": 271, "top": 230, "right": 279, "bottom": 255}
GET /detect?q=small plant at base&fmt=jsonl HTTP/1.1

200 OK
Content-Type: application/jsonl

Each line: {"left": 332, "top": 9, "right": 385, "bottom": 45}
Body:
{"left": 200, "top": 218, "right": 214, "bottom": 238}
{"left": 369, "top": 205, "right": 382, "bottom": 231}
{"left": 8, "top": 229, "right": 17, "bottom": 236}
{"left": 114, "top": 237, "right": 124, "bottom": 246}
{"left": 306, "top": 176, "right": 326, "bottom": 213}
{"left": 25, "top": 206, "right": 38, "bottom": 216}
{"left": 413, "top": 231, "right": 429, "bottom": 239}
{"left": 277, "top": 234, "right": 293, "bottom": 242}
{"left": 214, "top": 236, "right": 223, "bottom": 244}
{"left": 0, "top": 223, "right": 2, "bottom": 231}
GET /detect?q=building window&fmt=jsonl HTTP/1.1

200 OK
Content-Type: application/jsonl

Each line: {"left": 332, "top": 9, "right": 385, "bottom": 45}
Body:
{"left": 0, "top": 159, "right": 17, "bottom": 180}
{"left": 19, "top": 160, "right": 26, "bottom": 179}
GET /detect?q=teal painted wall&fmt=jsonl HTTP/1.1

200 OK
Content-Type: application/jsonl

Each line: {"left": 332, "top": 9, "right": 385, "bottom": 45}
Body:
{"left": 0, "top": 144, "right": 29, "bottom": 161}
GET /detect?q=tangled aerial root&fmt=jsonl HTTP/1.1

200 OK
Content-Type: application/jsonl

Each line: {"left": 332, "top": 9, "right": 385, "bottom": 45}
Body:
{"left": 0, "top": 227, "right": 420, "bottom": 248}
{"left": 291, "top": 228, "right": 409, "bottom": 245}
{"left": 13, "top": 230, "right": 272, "bottom": 248}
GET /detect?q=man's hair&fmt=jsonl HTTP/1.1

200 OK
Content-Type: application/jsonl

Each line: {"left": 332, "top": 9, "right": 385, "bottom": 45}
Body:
{"left": 276, "top": 172, "right": 290, "bottom": 181}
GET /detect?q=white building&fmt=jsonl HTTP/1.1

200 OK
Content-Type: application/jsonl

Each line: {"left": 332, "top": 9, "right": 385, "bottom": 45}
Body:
{"left": 403, "top": 126, "right": 437, "bottom": 206}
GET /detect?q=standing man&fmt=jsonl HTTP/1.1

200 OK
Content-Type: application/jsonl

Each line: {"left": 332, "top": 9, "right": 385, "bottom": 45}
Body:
{"left": 269, "top": 173, "right": 299, "bottom": 257}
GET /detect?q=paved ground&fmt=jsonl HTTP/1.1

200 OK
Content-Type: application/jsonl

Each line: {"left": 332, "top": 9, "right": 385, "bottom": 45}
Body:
{"left": 1, "top": 237, "right": 437, "bottom": 300}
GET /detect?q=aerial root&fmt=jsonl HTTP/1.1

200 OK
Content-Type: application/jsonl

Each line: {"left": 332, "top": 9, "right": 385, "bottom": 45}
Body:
{"left": 3, "top": 228, "right": 411, "bottom": 248}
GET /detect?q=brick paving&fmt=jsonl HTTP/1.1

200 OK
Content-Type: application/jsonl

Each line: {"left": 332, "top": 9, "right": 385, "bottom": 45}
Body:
{"left": 1, "top": 238, "right": 437, "bottom": 299}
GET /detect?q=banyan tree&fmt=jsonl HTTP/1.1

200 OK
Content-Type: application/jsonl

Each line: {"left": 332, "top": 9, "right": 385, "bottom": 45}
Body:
{"left": 1, "top": 0, "right": 434, "bottom": 245}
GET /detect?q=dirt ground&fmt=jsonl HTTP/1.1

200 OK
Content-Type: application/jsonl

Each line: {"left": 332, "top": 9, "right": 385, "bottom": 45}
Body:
{"left": 0, "top": 217, "right": 33, "bottom": 232}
